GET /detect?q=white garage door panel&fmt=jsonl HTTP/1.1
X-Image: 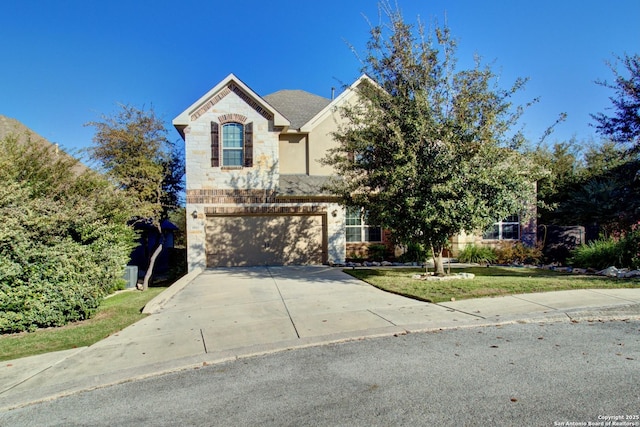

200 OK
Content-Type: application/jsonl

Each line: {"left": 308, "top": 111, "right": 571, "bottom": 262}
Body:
{"left": 206, "top": 215, "right": 324, "bottom": 267}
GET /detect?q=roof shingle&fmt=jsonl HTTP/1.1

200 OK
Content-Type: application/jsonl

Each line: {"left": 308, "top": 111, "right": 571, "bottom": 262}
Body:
{"left": 263, "top": 90, "right": 331, "bottom": 130}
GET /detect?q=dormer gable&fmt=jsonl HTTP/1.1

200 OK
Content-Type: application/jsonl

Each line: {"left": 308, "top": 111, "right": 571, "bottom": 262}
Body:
{"left": 300, "top": 74, "right": 376, "bottom": 133}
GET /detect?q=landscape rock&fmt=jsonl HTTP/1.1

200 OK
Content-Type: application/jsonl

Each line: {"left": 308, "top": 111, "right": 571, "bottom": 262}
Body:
{"left": 597, "top": 266, "right": 620, "bottom": 277}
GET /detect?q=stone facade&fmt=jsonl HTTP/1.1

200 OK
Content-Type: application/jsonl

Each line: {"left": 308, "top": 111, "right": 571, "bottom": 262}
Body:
{"left": 174, "top": 74, "right": 352, "bottom": 271}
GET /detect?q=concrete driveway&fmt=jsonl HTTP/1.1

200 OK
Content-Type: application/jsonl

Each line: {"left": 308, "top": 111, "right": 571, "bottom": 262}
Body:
{"left": 2, "top": 266, "right": 639, "bottom": 411}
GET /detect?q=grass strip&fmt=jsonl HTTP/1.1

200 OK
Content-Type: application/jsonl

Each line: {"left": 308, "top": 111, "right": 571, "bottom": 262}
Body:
{"left": 0, "top": 287, "right": 166, "bottom": 361}
{"left": 346, "top": 266, "right": 639, "bottom": 303}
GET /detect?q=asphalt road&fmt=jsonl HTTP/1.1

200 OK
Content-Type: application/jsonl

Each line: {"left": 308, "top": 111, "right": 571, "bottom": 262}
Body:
{"left": 2, "top": 320, "right": 639, "bottom": 426}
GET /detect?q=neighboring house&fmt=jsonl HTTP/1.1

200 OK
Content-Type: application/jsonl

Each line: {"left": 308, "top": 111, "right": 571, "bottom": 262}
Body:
{"left": 0, "top": 115, "right": 88, "bottom": 175}
{"left": 173, "top": 74, "right": 536, "bottom": 271}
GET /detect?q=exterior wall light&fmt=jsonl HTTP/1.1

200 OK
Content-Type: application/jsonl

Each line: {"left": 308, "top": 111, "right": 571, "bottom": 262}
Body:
{"left": 191, "top": 210, "right": 198, "bottom": 219}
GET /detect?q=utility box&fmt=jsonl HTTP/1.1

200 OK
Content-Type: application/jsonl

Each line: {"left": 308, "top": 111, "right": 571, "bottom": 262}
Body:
{"left": 123, "top": 265, "right": 138, "bottom": 289}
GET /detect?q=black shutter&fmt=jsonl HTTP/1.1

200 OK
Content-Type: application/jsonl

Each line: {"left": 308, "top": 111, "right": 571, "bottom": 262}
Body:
{"left": 211, "top": 122, "right": 219, "bottom": 167}
{"left": 244, "top": 122, "right": 253, "bottom": 167}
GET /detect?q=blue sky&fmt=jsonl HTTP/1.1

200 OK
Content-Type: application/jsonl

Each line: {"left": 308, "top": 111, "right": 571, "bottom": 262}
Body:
{"left": 1, "top": 0, "right": 638, "bottom": 155}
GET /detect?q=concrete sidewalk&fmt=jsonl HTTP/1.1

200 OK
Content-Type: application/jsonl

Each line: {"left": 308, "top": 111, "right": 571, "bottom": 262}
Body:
{"left": 1, "top": 266, "right": 639, "bottom": 411}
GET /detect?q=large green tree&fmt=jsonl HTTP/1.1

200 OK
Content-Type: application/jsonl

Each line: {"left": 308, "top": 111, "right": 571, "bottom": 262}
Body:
{"left": 592, "top": 53, "right": 640, "bottom": 153}
{"left": 591, "top": 53, "right": 640, "bottom": 229}
{"left": 531, "top": 140, "right": 582, "bottom": 225}
{"left": 87, "top": 105, "right": 184, "bottom": 290}
{"left": 323, "top": 4, "right": 536, "bottom": 275}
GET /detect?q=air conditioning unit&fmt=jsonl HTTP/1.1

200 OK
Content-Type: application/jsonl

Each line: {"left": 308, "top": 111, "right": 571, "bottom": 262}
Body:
{"left": 123, "top": 265, "right": 139, "bottom": 289}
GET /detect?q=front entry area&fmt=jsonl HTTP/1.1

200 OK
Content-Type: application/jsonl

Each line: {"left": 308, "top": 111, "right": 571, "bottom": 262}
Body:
{"left": 205, "top": 214, "right": 326, "bottom": 267}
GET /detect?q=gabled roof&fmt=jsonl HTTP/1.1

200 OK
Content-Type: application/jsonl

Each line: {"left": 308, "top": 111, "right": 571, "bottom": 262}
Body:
{"left": 172, "top": 73, "right": 290, "bottom": 138}
{"left": 263, "top": 90, "right": 331, "bottom": 130}
{"left": 300, "top": 74, "right": 374, "bottom": 133}
{"left": 0, "top": 114, "right": 88, "bottom": 174}
{"left": 172, "top": 73, "right": 376, "bottom": 137}
{"left": 278, "top": 174, "right": 334, "bottom": 197}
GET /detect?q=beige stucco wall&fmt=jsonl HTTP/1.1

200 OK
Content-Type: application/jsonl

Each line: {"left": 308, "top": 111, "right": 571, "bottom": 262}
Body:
{"left": 307, "top": 109, "right": 342, "bottom": 176}
{"left": 278, "top": 134, "right": 307, "bottom": 174}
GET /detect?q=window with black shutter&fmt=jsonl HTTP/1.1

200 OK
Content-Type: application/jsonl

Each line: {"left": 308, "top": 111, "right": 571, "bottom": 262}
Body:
{"left": 211, "top": 121, "right": 254, "bottom": 168}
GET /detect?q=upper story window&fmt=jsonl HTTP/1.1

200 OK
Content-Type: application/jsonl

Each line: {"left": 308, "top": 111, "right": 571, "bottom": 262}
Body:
{"left": 346, "top": 207, "right": 382, "bottom": 243}
{"left": 210, "top": 120, "right": 253, "bottom": 168}
{"left": 483, "top": 214, "right": 520, "bottom": 240}
{"left": 222, "top": 123, "right": 244, "bottom": 167}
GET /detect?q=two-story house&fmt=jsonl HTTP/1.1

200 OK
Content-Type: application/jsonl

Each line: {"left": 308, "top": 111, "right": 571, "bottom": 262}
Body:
{"left": 173, "top": 74, "right": 536, "bottom": 271}
{"left": 173, "top": 74, "right": 377, "bottom": 271}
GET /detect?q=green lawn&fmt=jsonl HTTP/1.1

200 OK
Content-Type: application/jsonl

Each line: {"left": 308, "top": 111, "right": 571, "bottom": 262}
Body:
{"left": 0, "top": 287, "right": 166, "bottom": 362}
{"left": 346, "top": 266, "right": 639, "bottom": 303}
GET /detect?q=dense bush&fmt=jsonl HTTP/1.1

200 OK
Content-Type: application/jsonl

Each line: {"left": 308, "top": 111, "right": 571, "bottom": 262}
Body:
{"left": 569, "top": 228, "right": 640, "bottom": 270}
{"left": 367, "top": 244, "right": 387, "bottom": 261}
{"left": 397, "top": 242, "right": 428, "bottom": 263}
{"left": 569, "top": 239, "right": 620, "bottom": 270}
{"left": 457, "top": 244, "right": 497, "bottom": 265}
{"left": 0, "top": 135, "right": 136, "bottom": 333}
{"left": 494, "top": 242, "right": 543, "bottom": 265}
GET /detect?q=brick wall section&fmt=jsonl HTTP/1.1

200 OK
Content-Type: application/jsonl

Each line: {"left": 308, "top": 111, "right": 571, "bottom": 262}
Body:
{"left": 186, "top": 189, "right": 338, "bottom": 205}
{"left": 204, "top": 205, "right": 326, "bottom": 215}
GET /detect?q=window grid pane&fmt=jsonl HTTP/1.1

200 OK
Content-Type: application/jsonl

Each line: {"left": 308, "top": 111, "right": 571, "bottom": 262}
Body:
{"left": 223, "top": 124, "right": 243, "bottom": 148}
{"left": 346, "top": 227, "right": 362, "bottom": 242}
{"left": 223, "top": 150, "right": 243, "bottom": 167}
{"left": 222, "top": 123, "right": 244, "bottom": 166}
{"left": 346, "top": 207, "right": 362, "bottom": 226}
{"left": 502, "top": 224, "right": 519, "bottom": 240}
{"left": 365, "top": 227, "right": 382, "bottom": 242}
{"left": 483, "top": 215, "right": 520, "bottom": 240}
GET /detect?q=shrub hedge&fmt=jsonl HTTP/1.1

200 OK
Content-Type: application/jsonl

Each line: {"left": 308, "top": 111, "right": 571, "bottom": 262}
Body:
{"left": 0, "top": 136, "right": 136, "bottom": 333}
{"left": 569, "top": 228, "right": 640, "bottom": 270}
{"left": 457, "top": 244, "right": 497, "bottom": 264}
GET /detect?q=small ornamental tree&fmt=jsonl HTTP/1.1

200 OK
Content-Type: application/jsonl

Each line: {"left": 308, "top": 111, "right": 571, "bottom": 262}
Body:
{"left": 322, "top": 4, "right": 536, "bottom": 275}
{"left": 87, "top": 105, "right": 184, "bottom": 290}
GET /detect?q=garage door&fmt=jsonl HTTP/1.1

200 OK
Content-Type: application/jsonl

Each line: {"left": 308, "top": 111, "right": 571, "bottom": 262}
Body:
{"left": 205, "top": 215, "right": 325, "bottom": 267}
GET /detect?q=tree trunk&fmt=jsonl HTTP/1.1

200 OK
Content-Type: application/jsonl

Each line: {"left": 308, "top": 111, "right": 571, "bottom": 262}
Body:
{"left": 140, "top": 227, "right": 164, "bottom": 291}
{"left": 431, "top": 245, "right": 446, "bottom": 276}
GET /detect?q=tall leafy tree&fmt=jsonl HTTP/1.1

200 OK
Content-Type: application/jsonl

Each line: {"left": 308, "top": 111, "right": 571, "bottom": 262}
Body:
{"left": 87, "top": 105, "right": 184, "bottom": 290}
{"left": 592, "top": 53, "right": 640, "bottom": 153}
{"left": 590, "top": 53, "right": 640, "bottom": 230}
{"left": 531, "top": 140, "right": 582, "bottom": 225}
{"left": 323, "top": 3, "right": 536, "bottom": 275}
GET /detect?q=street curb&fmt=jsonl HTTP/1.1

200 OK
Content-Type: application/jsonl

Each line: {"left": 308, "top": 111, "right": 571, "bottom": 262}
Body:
{"left": 2, "top": 307, "right": 639, "bottom": 412}
{"left": 142, "top": 268, "right": 203, "bottom": 314}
